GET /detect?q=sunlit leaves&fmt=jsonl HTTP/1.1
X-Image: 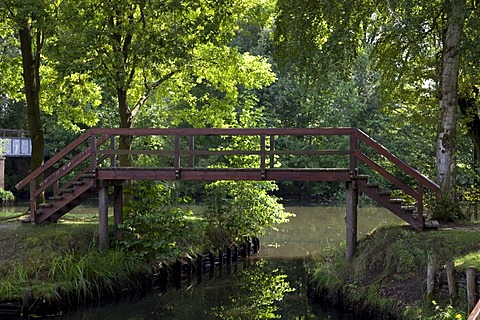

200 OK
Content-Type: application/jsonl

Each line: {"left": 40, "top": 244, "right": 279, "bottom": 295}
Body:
{"left": 203, "top": 180, "right": 293, "bottom": 241}
{"left": 40, "top": 69, "right": 101, "bottom": 131}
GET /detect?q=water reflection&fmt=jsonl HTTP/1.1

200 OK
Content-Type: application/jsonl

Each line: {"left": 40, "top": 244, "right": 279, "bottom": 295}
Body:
{"left": 212, "top": 260, "right": 294, "bottom": 319}
{"left": 56, "top": 206, "right": 402, "bottom": 319}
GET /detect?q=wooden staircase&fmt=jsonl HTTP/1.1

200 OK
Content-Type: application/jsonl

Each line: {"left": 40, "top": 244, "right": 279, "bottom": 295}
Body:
{"left": 16, "top": 128, "right": 440, "bottom": 229}
{"left": 355, "top": 176, "right": 436, "bottom": 230}
{"left": 35, "top": 174, "right": 97, "bottom": 223}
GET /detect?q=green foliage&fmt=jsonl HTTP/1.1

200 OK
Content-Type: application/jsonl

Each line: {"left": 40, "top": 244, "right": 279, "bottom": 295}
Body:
{"left": 0, "top": 221, "right": 146, "bottom": 302}
{"left": 420, "top": 301, "right": 465, "bottom": 320}
{"left": 312, "top": 226, "right": 480, "bottom": 318}
{"left": 0, "top": 249, "right": 143, "bottom": 303}
{"left": 426, "top": 191, "right": 465, "bottom": 222}
{"left": 0, "top": 138, "right": 6, "bottom": 156}
{"left": 0, "top": 188, "right": 15, "bottom": 205}
{"left": 122, "top": 181, "right": 207, "bottom": 260}
{"left": 203, "top": 180, "right": 293, "bottom": 244}
{"left": 212, "top": 260, "right": 294, "bottom": 319}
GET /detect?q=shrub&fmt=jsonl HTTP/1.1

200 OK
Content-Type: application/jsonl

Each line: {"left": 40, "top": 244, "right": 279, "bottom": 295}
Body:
{"left": 121, "top": 181, "right": 206, "bottom": 261}
{"left": 202, "top": 180, "right": 293, "bottom": 243}
{"left": 0, "top": 188, "right": 15, "bottom": 206}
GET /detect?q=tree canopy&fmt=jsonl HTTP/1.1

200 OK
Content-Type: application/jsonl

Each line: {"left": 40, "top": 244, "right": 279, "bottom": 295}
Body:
{"left": 274, "top": 0, "right": 480, "bottom": 200}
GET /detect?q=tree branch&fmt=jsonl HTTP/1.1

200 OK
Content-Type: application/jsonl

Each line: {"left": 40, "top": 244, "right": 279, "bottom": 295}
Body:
{"left": 131, "top": 70, "right": 176, "bottom": 122}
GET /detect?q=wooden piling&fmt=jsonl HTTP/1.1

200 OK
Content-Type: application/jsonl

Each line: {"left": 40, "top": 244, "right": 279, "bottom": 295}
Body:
{"left": 173, "top": 260, "right": 182, "bottom": 289}
{"left": 345, "top": 181, "right": 358, "bottom": 260}
{"left": 446, "top": 260, "right": 457, "bottom": 304}
{"left": 467, "top": 266, "right": 478, "bottom": 313}
{"left": 218, "top": 249, "right": 223, "bottom": 268}
{"left": 0, "top": 156, "right": 5, "bottom": 190}
{"left": 426, "top": 254, "right": 437, "bottom": 301}
{"left": 252, "top": 237, "right": 260, "bottom": 253}
{"left": 98, "top": 185, "right": 109, "bottom": 250}
{"left": 233, "top": 245, "right": 238, "bottom": 262}
{"left": 209, "top": 251, "right": 215, "bottom": 270}
{"left": 113, "top": 185, "right": 123, "bottom": 240}
{"left": 241, "top": 242, "right": 247, "bottom": 258}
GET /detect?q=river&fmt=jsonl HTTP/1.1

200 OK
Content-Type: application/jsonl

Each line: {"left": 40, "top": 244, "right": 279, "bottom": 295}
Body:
{"left": 54, "top": 205, "right": 402, "bottom": 320}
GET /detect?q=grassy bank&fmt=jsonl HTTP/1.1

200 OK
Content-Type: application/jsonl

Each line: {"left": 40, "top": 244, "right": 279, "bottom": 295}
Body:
{"left": 0, "top": 211, "right": 210, "bottom": 316}
{"left": 0, "top": 216, "right": 144, "bottom": 312}
{"left": 310, "top": 224, "right": 480, "bottom": 319}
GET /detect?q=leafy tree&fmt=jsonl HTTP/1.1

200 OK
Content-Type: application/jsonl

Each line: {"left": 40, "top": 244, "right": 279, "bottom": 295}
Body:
{"left": 274, "top": 0, "right": 480, "bottom": 208}
{"left": 0, "top": 0, "right": 50, "bottom": 183}
{"left": 57, "top": 0, "right": 275, "bottom": 166}
{"left": 0, "top": 0, "right": 101, "bottom": 200}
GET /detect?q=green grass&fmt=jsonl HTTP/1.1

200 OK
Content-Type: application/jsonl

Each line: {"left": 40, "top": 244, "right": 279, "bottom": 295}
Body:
{"left": 0, "top": 210, "right": 27, "bottom": 221}
{"left": 0, "top": 218, "right": 149, "bottom": 308}
{"left": 311, "top": 225, "right": 480, "bottom": 319}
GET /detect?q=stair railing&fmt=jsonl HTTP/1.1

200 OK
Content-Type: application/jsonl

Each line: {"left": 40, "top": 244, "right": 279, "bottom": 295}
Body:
{"left": 351, "top": 128, "right": 441, "bottom": 228}
{"left": 15, "top": 130, "right": 110, "bottom": 223}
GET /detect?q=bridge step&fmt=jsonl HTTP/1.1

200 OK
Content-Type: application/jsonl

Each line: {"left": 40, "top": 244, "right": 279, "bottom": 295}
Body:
{"left": 354, "top": 177, "right": 428, "bottom": 230}
{"left": 34, "top": 177, "right": 97, "bottom": 223}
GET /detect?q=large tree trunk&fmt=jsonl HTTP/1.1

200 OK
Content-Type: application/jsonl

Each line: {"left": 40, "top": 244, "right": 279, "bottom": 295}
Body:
{"left": 437, "top": 0, "right": 466, "bottom": 196}
{"left": 19, "top": 20, "right": 45, "bottom": 204}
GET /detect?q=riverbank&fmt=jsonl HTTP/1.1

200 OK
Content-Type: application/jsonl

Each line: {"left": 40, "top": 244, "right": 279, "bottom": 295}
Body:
{"left": 0, "top": 207, "right": 269, "bottom": 318}
{"left": 310, "top": 224, "right": 480, "bottom": 319}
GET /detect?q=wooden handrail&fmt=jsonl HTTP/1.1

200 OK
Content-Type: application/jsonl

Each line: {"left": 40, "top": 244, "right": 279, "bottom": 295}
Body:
{"left": 353, "top": 128, "right": 440, "bottom": 193}
{"left": 90, "top": 127, "right": 356, "bottom": 136}
{"left": 469, "top": 299, "right": 480, "bottom": 320}
{"left": 353, "top": 150, "right": 418, "bottom": 198}
{"left": 33, "top": 134, "right": 110, "bottom": 197}
{"left": 15, "top": 130, "right": 92, "bottom": 190}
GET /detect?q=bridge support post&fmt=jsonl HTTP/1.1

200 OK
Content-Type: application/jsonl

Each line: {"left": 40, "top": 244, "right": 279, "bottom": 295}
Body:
{"left": 113, "top": 185, "right": 123, "bottom": 240}
{"left": 0, "top": 156, "right": 4, "bottom": 190}
{"left": 99, "top": 183, "right": 109, "bottom": 250}
{"left": 346, "top": 181, "right": 358, "bottom": 261}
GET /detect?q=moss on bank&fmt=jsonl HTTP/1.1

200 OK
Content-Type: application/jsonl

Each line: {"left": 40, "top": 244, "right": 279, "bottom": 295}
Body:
{"left": 310, "top": 225, "right": 480, "bottom": 319}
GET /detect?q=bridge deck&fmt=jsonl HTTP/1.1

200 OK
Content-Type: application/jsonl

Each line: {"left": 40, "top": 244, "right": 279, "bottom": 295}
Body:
{"left": 97, "top": 167, "right": 351, "bottom": 181}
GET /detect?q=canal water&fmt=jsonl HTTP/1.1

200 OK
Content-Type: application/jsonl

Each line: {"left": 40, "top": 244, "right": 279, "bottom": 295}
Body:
{"left": 57, "top": 206, "right": 402, "bottom": 319}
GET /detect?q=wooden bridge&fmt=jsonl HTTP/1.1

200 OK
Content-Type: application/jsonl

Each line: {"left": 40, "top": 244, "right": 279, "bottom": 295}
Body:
{"left": 15, "top": 128, "right": 440, "bottom": 258}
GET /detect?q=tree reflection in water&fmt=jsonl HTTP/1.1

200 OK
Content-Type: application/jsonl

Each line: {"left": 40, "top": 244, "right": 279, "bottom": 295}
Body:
{"left": 212, "top": 260, "right": 294, "bottom": 319}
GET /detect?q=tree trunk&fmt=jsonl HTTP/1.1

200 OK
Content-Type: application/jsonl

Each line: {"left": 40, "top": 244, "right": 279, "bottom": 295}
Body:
{"left": 19, "top": 20, "right": 45, "bottom": 204}
{"left": 437, "top": 0, "right": 466, "bottom": 196}
{"left": 118, "top": 87, "right": 133, "bottom": 167}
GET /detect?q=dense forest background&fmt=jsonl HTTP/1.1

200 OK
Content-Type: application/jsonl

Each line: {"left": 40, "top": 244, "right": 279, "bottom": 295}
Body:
{"left": 1, "top": 0, "right": 479, "bottom": 210}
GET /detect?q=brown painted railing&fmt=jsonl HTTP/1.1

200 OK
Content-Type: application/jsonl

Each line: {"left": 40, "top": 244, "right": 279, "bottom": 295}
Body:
{"left": 16, "top": 128, "right": 440, "bottom": 226}
{"left": 353, "top": 129, "right": 440, "bottom": 226}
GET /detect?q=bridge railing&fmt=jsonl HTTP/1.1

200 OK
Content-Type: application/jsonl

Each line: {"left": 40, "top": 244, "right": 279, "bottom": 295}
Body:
{"left": 352, "top": 129, "right": 440, "bottom": 226}
{"left": 90, "top": 127, "right": 353, "bottom": 173}
{"left": 16, "top": 127, "right": 440, "bottom": 226}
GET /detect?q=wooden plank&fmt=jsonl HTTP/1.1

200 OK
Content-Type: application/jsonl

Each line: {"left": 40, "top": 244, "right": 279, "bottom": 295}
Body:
{"left": 97, "top": 168, "right": 351, "bottom": 182}
{"left": 91, "top": 127, "right": 356, "bottom": 137}
{"left": 98, "top": 149, "right": 348, "bottom": 156}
